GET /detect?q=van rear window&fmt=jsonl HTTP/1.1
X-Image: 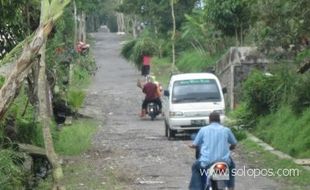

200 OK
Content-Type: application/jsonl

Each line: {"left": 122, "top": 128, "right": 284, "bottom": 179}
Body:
{"left": 172, "top": 79, "right": 221, "bottom": 103}
{"left": 178, "top": 79, "right": 212, "bottom": 85}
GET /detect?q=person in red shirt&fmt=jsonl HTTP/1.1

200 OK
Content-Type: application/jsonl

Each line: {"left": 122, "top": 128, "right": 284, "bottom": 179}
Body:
{"left": 141, "top": 54, "right": 151, "bottom": 77}
{"left": 139, "top": 76, "right": 162, "bottom": 117}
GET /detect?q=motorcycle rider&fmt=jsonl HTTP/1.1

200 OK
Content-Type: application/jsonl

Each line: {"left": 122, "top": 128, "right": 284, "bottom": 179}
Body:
{"left": 188, "top": 112, "right": 237, "bottom": 190}
{"left": 139, "top": 75, "right": 162, "bottom": 117}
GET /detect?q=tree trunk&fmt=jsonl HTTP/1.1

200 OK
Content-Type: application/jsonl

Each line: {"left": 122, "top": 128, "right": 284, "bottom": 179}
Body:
{"left": 235, "top": 28, "right": 239, "bottom": 46}
{"left": 121, "top": 13, "right": 125, "bottom": 33}
{"left": 240, "top": 23, "right": 243, "bottom": 46}
{"left": 78, "top": 14, "right": 82, "bottom": 41}
{"left": 132, "top": 16, "right": 137, "bottom": 38}
{"left": 170, "top": 0, "right": 176, "bottom": 67}
{"left": 38, "top": 42, "right": 65, "bottom": 190}
{"left": 26, "top": 64, "right": 40, "bottom": 106}
{"left": 116, "top": 13, "right": 125, "bottom": 33}
{"left": 116, "top": 0, "right": 125, "bottom": 34}
{"left": 81, "top": 11, "right": 86, "bottom": 42}
{"left": 73, "top": 0, "right": 78, "bottom": 48}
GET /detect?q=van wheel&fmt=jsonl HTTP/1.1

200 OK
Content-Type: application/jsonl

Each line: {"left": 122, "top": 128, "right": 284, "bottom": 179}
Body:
{"left": 167, "top": 128, "right": 176, "bottom": 140}
{"left": 165, "top": 121, "right": 176, "bottom": 140}
{"left": 168, "top": 129, "right": 176, "bottom": 140}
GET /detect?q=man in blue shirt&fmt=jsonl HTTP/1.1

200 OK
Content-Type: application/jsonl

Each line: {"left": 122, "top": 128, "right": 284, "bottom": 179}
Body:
{"left": 189, "top": 112, "right": 237, "bottom": 190}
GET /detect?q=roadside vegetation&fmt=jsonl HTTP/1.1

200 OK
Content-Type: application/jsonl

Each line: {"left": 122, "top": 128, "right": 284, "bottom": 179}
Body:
{"left": 241, "top": 139, "right": 310, "bottom": 189}
{"left": 0, "top": 0, "right": 111, "bottom": 189}
{"left": 55, "top": 119, "right": 97, "bottom": 155}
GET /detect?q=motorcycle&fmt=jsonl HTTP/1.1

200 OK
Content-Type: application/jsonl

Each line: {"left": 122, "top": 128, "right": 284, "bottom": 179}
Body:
{"left": 191, "top": 133, "right": 230, "bottom": 190}
{"left": 146, "top": 102, "right": 160, "bottom": 120}
{"left": 76, "top": 41, "right": 90, "bottom": 55}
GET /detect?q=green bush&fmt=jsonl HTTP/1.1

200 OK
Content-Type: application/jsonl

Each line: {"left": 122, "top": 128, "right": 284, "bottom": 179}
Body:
{"left": 16, "top": 119, "right": 44, "bottom": 146}
{"left": 228, "top": 102, "right": 256, "bottom": 128}
{"left": 0, "top": 149, "right": 24, "bottom": 189}
{"left": 242, "top": 70, "right": 283, "bottom": 117}
{"left": 78, "top": 55, "right": 97, "bottom": 74}
{"left": 121, "top": 39, "right": 136, "bottom": 61}
{"left": 71, "top": 65, "right": 91, "bottom": 88}
{"left": 241, "top": 66, "right": 309, "bottom": 117}
{"left": 176, "top": 50, "right": 218, "bottom": 72}
{"left": 291, "top": 75, "right": 310, "bottom": 114}
{"left": 151, "top": 57, "right": 172, "bottom": 85}
{"left": 67, "top": 89, "right": 86, "bottom": 112}
{"left": 231, "top": 127, "right": 247, "bottom": 141}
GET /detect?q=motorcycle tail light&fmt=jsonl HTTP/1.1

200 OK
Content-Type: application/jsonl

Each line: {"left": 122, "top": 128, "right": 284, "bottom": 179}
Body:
{"left": 214, "top": 163, "right": 227, "bottom": 173}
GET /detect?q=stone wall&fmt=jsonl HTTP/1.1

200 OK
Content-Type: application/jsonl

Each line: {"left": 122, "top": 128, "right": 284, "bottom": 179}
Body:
{"left": 215, "top": 47, "right": 268, "bottom": 110}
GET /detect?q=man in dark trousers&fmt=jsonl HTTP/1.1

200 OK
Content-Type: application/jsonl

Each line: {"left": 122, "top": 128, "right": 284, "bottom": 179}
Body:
{"left": 189, "top": 112, "right": 237, "bottom": 190}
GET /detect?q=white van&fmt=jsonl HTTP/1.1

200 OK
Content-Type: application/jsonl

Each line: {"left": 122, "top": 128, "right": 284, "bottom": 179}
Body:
{"left": 163, "top": 73, "right": 226, "bottom": 139}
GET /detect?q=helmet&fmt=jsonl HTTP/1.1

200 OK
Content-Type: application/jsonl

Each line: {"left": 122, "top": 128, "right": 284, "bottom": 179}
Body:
{"left": 147, "top": 75, "right": 156, "bottom": 83}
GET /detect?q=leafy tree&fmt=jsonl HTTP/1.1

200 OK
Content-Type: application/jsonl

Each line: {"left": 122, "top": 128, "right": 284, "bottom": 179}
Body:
{"left": 118, "top": 0, "right": 197, "bottom": 34}
{"left": 181, "top": 9, "right": 225, "bottom": 55}
{"left": 249, "top": 0, "right": 310, "bottom": 57}
{"left": 204, "top": 0, "right": 253, "bottom": 45}
{"left": 0, "top": 0, "right": 40, "bottom": 59}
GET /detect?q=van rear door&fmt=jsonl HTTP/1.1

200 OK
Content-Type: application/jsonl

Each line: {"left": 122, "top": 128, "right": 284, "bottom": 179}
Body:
{"left": 171, "top": 79, "right": 222, "bottom": 104}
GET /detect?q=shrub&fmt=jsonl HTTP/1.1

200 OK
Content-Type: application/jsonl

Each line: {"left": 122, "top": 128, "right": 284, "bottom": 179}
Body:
{"left": 291, "top": 75, "right": 310, "bottom": 114}
{"left": 242, "top": 70, "right": 283, "bottom": 117}
{"left": 231, "top": 127, "right": 247, "bottom": 141}
{"left": 176, "top": 50, "right": 217, "bottom": 72}
{"left": 55, "top": 119, "right": 97, "bottom": 155}
{"left": 0, "top": 149, "right": 24, "bottom": 189}
{"left": 71, "top": 65, "right": 91, "bottom": 88}
{"left": 151, "top": 57, "right": 172, "bottom": 85}
{"left": 228, "top": 102, "right": 256, "bottom": 128}
{"left": 121, "top": 39, "right": 136, "bottom": 61}
{"left": 67, "top": 89, "right": 86, "bottom": 112}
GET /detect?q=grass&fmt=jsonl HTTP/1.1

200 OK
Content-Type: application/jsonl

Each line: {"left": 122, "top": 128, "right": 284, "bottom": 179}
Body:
{"left": 253, "top": 106, "right": 310, "bottom": 158}
{"left": 38, "top": 118, "right": 130, "bottom": 190}
{"left": 67, "top": 88, "right": 86, "bottom": 112}
{"left": 55, "top": 119, "right": 97, "bottom": 155}
{"left": 176, "top": 50, "right": 220, "bottom": 73}
{"left": 71, "top": 64, "right": 92, "bottom": 89}
{"left": 151, "top": 57, "right": 172, "bottom": 87}
{"left": 241, "top": 138, "right": 310, "bottom": 189}
{"left": 0, "top": 149, "right": 24, "bottom": 189}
